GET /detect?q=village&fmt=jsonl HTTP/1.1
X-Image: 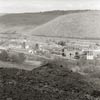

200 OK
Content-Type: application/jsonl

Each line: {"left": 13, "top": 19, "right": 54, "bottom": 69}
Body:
{"left": 0, "top": 37, "right": 100, "bottom": 64}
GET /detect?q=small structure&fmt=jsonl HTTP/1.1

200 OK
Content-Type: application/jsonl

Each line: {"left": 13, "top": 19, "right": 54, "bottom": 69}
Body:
{"left": 25, "top": 45, "right": 30, "bottom": 49}
{"left": 28, "top": 49, "right": 34, "bottom": 54}
{"left": 82, "top": 49, "right": 94, "bottom": 60}
{"left": 86, "top": 54, "right": 94, "bottom": 60}
{"left": 62, "top": 48, "right": 66, "bottom": 57}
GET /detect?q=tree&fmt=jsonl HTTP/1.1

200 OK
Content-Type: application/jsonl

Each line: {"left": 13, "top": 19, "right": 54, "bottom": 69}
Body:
{"left": 18, "top": 53, "right": 26, "bottom": 63}
{"left": 35, "top": 43, "right": 39, "bottom": 50}
{"left": 58, "top": 41, "right": 66, "bottom": 46}
{"left": 74, "top": 52, "right": 80, "bottom": 59}
{"left": 0, "top": 50, "right": 8, "bottom": 61}
{"left": 9, "top": 52, "right": 26, "bottom": 64}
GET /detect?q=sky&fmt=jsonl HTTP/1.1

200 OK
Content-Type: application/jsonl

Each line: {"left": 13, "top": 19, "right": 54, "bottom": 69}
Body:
{"left": 0, "top": 0, "right": 100, "bottom": 13}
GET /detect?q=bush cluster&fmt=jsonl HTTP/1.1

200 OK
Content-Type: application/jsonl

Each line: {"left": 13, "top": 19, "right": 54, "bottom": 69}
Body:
{"left": 0, "top": 50, "right": 8, "bottom": 61}
{"left": 9, "top": 52, "right": 26, "bottom": 63}
{"left": 0, "top": 50, "right": 26, "bottom": 64}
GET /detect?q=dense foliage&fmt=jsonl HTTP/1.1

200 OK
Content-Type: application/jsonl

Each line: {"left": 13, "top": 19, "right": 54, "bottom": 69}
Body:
{"left": 0, "top": 50, "right": 26, "bottom": 64}
{"left": 0, "top": 61, "right": 100, "bottom": 100}
{"left": 0, "top": 50, "right": 9, "bottom": 61}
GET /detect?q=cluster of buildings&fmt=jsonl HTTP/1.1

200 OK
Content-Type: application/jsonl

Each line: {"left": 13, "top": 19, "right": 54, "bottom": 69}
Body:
{"left": 0, "top": 38, "right": 100, "bottom": 61}
{"left": 63, "top": 41, "right": 100, "bottom": 60}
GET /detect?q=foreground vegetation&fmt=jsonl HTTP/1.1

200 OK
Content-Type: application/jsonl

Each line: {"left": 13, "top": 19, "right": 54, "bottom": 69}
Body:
{"left": 1, "top": 59, "right": 100, "bottom": 100}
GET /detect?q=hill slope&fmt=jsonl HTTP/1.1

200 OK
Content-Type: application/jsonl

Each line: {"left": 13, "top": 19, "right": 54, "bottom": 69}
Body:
{"left": 0, "top": 10, "right": 88, "bottom": 34}
{"left": 0, "top": 10, "right": 87, "bottom": 26}
{"left": 31, "top": 11, "right": 100, "bottom": 39}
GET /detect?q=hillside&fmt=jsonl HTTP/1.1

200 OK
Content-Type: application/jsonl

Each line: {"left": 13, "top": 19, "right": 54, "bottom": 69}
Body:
{"left": 0, "top": 10, "right": 88, "bottom": 26}
{"left": 31, "top": 10, "right": 100, "bottom": 39}
{"left": 0, "top": 10, "right": 88, "bottom": 34}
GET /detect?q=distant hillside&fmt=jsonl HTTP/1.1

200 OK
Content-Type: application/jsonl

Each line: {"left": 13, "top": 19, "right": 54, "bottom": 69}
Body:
{"left": 0, "top": 14, "right": 6, "bottom": 16}
{"left": 0, "top": 10, "right": 89, "bottom": 35}
{"left": 0, "top": 10, "right": 88, "bottom": 26}
{"left": 31, "top": 11, "right": 100, "bottom": 39}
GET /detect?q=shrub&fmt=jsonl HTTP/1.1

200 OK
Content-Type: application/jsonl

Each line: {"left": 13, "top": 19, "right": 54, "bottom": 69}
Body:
{"left": 10, "top": 54, "right": 19, "bottom": 63}
{"left": 9, "top": 52, "right": 26, "bottom": 64}
{"left": 0, "top": 50, "right": 9, "bottom": 61}
{"left": 74, "top": 52, "right": 80, "bottom": 59}
{"left": 18, "top": 53, "right": 26, "bottom": 63}
{"left": 58, "top": 41, "right": 66, "bottom": 46}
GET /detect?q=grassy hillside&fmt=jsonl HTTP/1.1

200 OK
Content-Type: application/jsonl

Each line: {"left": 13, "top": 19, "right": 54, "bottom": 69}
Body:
{"left": 31, "top": 10, "right": 100, "bottom": 39}
{"left": 0, "top": 10, "right": 88, "bottom": 26}
{"left": 0, "top": 10, "right": 88, "bottom": 35}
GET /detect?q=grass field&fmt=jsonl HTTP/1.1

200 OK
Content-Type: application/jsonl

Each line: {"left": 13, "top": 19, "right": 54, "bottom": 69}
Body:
{"left": 0, "top": 60, "right": 41, "bottom": 70}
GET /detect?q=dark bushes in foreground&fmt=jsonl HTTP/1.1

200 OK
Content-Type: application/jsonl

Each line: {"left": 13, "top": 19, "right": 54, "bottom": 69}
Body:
{"left": 0, "top": 60, "right": 100, "bottom": 100}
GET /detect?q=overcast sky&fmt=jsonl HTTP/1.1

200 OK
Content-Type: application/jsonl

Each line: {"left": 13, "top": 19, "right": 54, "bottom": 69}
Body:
{"left": 0, "top": 0, "right": 100, "bottom": 13}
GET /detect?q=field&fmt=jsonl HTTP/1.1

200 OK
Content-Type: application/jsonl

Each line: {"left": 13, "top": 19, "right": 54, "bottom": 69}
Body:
{"left": 0, "top": 59, "right": 41, "bottom": 71}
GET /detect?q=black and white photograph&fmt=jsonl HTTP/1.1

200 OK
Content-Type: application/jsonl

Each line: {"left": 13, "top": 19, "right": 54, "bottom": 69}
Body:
{"left": 0, "top": 0, "right": 100, "bottom": 100}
